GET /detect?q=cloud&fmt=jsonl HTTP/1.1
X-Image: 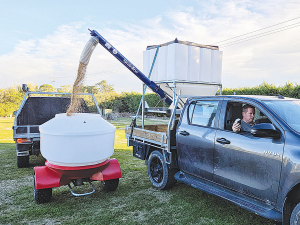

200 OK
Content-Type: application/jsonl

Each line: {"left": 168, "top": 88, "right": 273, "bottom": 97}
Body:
{"left": 0, "top": 24, "right": 88, "bottom": 88}
{"left": 0, "top": 0, "right": 300, "bottom": 92}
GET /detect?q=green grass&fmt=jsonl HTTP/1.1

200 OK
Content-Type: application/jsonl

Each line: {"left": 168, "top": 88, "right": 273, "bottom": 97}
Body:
{"left": 0, "top": 117, "right": 278, "bottom": 224}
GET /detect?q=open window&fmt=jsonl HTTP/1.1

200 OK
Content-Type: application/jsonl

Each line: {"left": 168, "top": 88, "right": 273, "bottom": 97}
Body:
{"left": 225, "top": 101, "right": 271, "bottom": 131}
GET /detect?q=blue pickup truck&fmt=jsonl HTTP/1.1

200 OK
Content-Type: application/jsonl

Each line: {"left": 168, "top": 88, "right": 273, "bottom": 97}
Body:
{"left": 126, "top": 95, "right": 300, "bottom": 225}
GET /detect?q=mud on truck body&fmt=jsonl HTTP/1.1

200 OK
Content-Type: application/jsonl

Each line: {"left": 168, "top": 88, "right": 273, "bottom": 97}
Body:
{"left": 12, "top": 88, "right": 101, "bottom": 168}
{"left": 126, "top": 94, "right": 300, "bottom": 225}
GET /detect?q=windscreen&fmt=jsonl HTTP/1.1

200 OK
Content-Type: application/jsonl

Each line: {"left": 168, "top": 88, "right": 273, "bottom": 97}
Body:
{"left": 264, "top": 100, "right": 300, "bottom": 132}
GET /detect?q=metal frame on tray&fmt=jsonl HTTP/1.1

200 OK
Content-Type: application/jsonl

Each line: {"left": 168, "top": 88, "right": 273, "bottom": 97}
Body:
{"left": 140, "top": 80, "right": 222, "bottom": 128}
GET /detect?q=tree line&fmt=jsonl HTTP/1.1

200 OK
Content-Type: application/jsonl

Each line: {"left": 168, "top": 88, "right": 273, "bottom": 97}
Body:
{"left": 222, "top": 82, "right": 300, "bottom": 98}
{"left": 0, "top": 81, "right": 164, "bottom": 117}
{"left": 1, "top": 81, "right": 300, "bottom": 117}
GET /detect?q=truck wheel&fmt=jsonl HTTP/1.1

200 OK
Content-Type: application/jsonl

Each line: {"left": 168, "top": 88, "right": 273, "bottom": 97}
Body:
{"left": 17, "top": 155, "right": 29, "bottom": 168}
{"left": 34, "top": 180, "right": 52, "bottom": 204}
{"left": 102, "top": 179, "right": 119, "bottom": 192}
{"left": 290, "top": 202, "right": 300, "bottom": 224}
{"left": 148, "top": 150, "right": 177, "bottom": 190}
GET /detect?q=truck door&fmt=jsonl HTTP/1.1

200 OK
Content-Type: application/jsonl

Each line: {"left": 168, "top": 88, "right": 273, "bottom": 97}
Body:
{"left": 177, "top": 99, "right": 221, "bottom": 181}
{"left": 214, "top": 100, "right": 284, "bottom": 204}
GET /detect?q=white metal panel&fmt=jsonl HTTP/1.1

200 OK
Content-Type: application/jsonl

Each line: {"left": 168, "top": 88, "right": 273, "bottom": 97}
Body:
{"left": 174, "top": 43, "right": 189, "bottom": 81}
{"left": 211, "top": 50, "right": 223, "bottom": 83}
{"left": 157, "top": 45, "right": 168, "bottom": 81}
{"left": 200, "top": 48, "right": 211, "bottom": 82}
{"left": 167, "top": 44, "right": 176, "bottom": 81}
{"left": 188, "top": 45, "right": 201, "bottom": 81}
{"left": 159, "top": 83, "right": 218, "bottom": 98}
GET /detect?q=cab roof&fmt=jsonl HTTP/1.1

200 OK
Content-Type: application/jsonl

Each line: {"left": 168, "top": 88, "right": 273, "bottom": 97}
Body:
{"left": 221, "top": 95, "right": 297, "bottom": 101}
{"left": 188, "top": 95, "right": 298, "bottom": 101}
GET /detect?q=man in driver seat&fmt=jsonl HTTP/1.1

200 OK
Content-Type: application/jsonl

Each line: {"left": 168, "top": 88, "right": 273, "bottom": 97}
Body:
{"left": 232, "top": 104, "right": 255, "bottom": 132}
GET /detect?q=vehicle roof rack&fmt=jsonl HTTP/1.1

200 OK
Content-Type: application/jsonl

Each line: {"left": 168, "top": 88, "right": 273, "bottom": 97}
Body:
{"left": 269, "top": 93, "right": 284, "bottom": 99}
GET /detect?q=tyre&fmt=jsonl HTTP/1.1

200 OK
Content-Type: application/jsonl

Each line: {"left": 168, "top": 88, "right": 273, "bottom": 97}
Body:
{"left": 17, "top": 155, "right": 29, "bottom": 168}
{"left": 290, "top": 202, "right": 300, "bottom": 225}
{"left": 148, "top": 150, "right": 177, "bottom": 190}
{"left": 34, "top": 179, "right": 52, "bottom": 204}
{"left": 102, "top": 179, "right": 119, "bottom": 192}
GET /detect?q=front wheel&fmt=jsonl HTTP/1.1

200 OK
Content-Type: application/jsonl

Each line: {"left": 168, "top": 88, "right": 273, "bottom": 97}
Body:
{"left": 290, "top": 202, "right": 300, "bottom": 225}
{"left": 148, "top": 150, "right": 177, "bottom": 190}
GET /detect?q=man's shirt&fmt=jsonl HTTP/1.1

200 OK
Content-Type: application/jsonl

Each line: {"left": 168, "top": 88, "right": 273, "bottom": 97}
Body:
{"left": 241, "top": 120, "right": 255, "bottom": 132}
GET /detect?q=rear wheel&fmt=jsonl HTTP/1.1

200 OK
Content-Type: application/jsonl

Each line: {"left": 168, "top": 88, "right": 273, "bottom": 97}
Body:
{"left": 34, "top": 179, "right": 52, "bottom": 204}
{"left": 17, "top": 155, "right": 29, "bottom": 168}
{"left": 148, "top": 150, "right": 177, "bottom": 190}
{"left": 102, "top": 179, "right": 119, "bottom": 192}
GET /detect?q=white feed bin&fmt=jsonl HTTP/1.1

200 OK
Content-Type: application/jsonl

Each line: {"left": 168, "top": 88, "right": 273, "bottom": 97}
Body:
{"left": 143, "top": 40, "right": 223, "bottom": 97}
{"left": 39, "top": 113, "right": 116, "bottom": 167}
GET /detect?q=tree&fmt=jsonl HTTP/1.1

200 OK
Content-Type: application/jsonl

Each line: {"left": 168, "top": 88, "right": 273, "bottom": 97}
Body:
{"left": 95, "top": 81, "right": 114, "bottom": 92}
{"left": 82, "top": 80, "right": 115, "bottom": 94}
{"left": 37, "top": 84, "right": 55, "bottom": 92}
{"left": 92, "top": 80, "right": 117, "bottom": 109}
{"left": 0, "top": 87, "right": 24, "bottom": 117}
{"left": 57, "top": 85, "right": 72, "bottom": 93}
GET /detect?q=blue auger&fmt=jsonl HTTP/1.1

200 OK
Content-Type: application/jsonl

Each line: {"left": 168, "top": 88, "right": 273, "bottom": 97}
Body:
{"left": 89, "top": 29, "right": 173, "bottom": 106}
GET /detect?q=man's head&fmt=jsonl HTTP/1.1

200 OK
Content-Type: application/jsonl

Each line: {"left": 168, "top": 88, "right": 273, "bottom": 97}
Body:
{"left": 242, "top": 104, "right": 255, "bottom": 124}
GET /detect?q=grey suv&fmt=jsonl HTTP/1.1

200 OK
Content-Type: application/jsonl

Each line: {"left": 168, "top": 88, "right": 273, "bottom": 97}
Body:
{"left": 130, "top": 95, "right": 300, "bottom": 224}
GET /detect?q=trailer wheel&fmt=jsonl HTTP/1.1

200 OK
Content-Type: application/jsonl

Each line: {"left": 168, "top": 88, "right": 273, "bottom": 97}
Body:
{"left": 17, "top": 155, "right": 29, "bottom": 168}
{"left": 34, "top": 179, "right": 52, "bottom": 204}
{"left": 102, "top": 179, "right": 119, "bottom": 192}
{"left": 148, "top": 150, "right": 177, "bottom": 190}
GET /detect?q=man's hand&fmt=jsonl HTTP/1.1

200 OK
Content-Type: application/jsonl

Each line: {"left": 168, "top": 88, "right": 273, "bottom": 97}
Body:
{"left": 232, "top": 120, "right": 241, "bottom": 132}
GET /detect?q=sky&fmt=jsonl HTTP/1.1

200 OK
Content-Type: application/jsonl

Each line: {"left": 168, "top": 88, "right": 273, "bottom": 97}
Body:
{"left": 0, "top": 0, "right": 299, "bottom": 92}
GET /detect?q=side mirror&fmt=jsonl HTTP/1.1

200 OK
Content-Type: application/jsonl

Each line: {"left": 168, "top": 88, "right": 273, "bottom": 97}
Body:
{"left": 13, "top": 111, "right": 18, "bottom": 116}
{"left": 251, "top": 123, "right": 281, "bottom": 139}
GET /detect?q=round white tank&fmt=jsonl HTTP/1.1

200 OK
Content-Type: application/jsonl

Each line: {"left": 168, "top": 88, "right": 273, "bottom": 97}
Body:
{"left": 39, "top": 113, "right": 116, "bottom": 167}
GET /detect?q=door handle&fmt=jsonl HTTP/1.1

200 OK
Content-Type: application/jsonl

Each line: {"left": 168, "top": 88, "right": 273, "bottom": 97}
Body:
{"left": 216, "top": 138, "right": 231, "bottom": 144}
{"left": 179, "top": 131, "right": 190, "bottom": 136}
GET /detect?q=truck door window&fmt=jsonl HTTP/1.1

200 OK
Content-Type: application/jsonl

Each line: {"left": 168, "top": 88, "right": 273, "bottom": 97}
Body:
{"left": 225, "top": 102, "right": 271, "bottom": 131}
{"left": 189, "top": 101, "right": 219, "bottom": 127}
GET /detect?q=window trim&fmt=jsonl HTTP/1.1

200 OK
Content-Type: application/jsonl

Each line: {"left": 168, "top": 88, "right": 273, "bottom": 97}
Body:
{"left": 187, "top": 100, "right": 220, "bottom": 128}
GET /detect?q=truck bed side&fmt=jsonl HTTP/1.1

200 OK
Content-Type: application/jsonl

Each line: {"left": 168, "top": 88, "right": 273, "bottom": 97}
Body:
{"left": 125, "top": 120, "right": 179, "bottom": 152}
{"left": 125, "top": 124, "right": 169, "bottom": 146}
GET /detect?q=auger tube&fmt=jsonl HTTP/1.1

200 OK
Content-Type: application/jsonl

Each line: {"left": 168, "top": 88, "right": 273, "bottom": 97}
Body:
{"left": 89, "top": 29, "right": 173, "bottom": 106}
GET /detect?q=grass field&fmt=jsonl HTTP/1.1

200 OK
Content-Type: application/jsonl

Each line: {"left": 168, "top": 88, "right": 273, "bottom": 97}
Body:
{"left": 0, "top": 117, "right": 278, "bottom": 224}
